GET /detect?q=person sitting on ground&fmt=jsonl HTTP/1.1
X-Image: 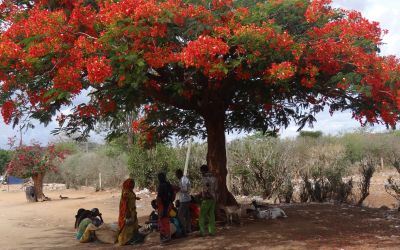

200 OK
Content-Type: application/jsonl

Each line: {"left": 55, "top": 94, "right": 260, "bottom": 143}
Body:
{"left": 117, "top": 178, "right": 144, "bottom": 245}
{"left": 89, "top": 208, "right": 104, "bottom": 227}
{"left": 74, "top": 208, "right": 104, "bottom": 242}
{"left": 74, "top": 208, "right": 103, "bottom": 230}
{"left": 142, "top": 199, "right": 183, "bottom": 239}
{"left": 75, "top": 208, "right": 86, "bottom": 229}
{"left": 175, "top": 169, "right": 192, "bottom": 236}
{"left": 199, "top": 164, "right": 218, "bottom": 237}
{"left": 144, "top": 199, "right": 159, "bottom": 232}
{"left": 156, "top": 172, "right": 175, "bottom": 243}
{"left": 169, "top": 206, "right": 183, "bottom": 238}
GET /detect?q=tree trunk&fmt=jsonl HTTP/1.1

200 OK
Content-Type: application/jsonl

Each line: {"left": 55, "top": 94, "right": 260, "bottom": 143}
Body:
{"left": 204, "top": 111, "right": 237, "bottom": 206}
{"left": 32, "top": 173, "right": 46, "bottom": 202}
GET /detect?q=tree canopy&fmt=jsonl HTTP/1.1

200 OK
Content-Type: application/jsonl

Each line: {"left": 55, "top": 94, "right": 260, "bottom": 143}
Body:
{"left": 1, "top": 0, "right": 399, "bottom": 138}
{"left": 6, "top": 144, "right": 62, "bottom": 178}
{"left": 1, "top": 0, "right": 399, "bottom": 204}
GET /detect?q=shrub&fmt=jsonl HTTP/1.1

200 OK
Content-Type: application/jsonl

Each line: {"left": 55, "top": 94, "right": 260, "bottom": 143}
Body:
{"left": 0, "top": 149, "right": 11, "bottom": 175}
{"left": 384, "top": 176, "right": 400, "bottom": 206}
{"left": 128, "top": 143, "right": 183, "bottom": 190}
{"left": 297, "top": 138, "right": 352, "bottom": 203}
{"left": 357, "top": 158, "right": 376, "bottom": 206}
{"left": 228, "top": 137, "right": 295, "bottom": 201}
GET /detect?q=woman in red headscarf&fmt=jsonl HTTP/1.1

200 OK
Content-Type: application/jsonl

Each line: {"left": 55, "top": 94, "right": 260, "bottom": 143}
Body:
{"left": 117, "top": 178, "right": 142, "bottom": 245}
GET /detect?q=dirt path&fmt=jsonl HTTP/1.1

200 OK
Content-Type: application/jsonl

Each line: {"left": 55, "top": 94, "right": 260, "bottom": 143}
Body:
{"left": 1, "top": 171, "right": 400, "bottom": 249}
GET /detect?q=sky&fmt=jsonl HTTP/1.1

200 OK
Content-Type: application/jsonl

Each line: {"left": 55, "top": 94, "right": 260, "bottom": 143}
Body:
{"left": 1, "top": 0, "right": 400, "bottom": 148}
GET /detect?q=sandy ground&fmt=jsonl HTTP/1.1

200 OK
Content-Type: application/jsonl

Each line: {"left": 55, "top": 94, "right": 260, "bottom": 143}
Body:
{"left": 1, "top": 171, "right": 400, "bottom": 250}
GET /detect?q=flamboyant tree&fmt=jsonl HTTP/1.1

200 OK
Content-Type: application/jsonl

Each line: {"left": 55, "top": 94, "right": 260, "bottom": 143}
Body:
{"left": 7, "top": 144, "right": 64, "bottom": 201}
{"left": 1, "top": 0, "right": 400, "bottom": 204}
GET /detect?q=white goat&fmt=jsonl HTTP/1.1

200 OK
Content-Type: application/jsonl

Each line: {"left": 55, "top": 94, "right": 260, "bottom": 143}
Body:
{"left": 221, "top": 205, "right": 242, "bottom": 225}
{"left": 250, "top": 200, "right": 288, "bottom": 220}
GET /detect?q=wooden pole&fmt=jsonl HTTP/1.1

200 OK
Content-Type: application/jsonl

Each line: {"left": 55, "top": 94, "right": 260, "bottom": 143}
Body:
{"left": 226, "top": 137, "right": 232, "bottom": 192}
{"left": 99, "top": 173, "right": 102, "bottom": 191}
{"left": 184, "top": 138, "right": 193, "bottom": 176}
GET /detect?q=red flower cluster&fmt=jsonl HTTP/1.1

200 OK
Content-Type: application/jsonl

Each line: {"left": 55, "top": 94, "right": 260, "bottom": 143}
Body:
{"left": 211, "top": 0, "right": 233, "bottom": 10}
{"left": 7, "top": 144, "right": 64, "bottom": 178}
{"left": 267, "top": 62, "right": 296, "bottom": 81}
{"left": 304, "top": 0, "right": 333, "bottom": 23}
{"left": 99, "top": 0, "right": 162, "bottom": 24}
{"left": 144, "top": 46, "right": 178, "bottom": 68}
{"left": 28, "top": 43, "right": 48, "bottom": 58}
{"left": 1, "top": 100, "right": 15, "bottom": 124}
{"left": 99, "top": 98, "right": 117, "bottom": 114}
{"left": 300, "top": 65, "right": 319, "bottom": 88}
{"left": 69, "top": 3, "right": 97, "bottom": 36}
{"left": 54, "top": 66, "right": 82, "bottom": 94}
{"left": 76, "top": 105, "right": 98, "bottom": 118}
{"left": 86, "top": 56, "right": 113, "bottom": 84}
{"left": 181, "top": 36, "right": 229, "bottom": 78}
{"left": 0, "top": 40, "right": 22, "bottom": 67}
{"left": 131, "top": 117, "right": 157, "bottom": 147}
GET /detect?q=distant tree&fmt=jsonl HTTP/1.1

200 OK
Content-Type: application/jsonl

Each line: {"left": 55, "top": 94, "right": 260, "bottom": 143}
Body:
{"left": 0, "top": 149, "right": 11, "bottom": 175}
{"left": 299, "top": 131, "right": 323, "bottom": 138}
{"left": 7, "top": 144, "right": 65, "bottom": 201}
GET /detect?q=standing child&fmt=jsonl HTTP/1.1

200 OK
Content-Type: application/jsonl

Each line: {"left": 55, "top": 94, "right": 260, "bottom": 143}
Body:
{"left": 199, "top": 164, "right": 218, "bottom": 237}
{"left": 175, "top": 169, "right": 191, "bottom": 236}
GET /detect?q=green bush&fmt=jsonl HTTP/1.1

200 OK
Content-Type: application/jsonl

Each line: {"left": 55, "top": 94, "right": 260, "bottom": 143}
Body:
{"left": 228, "top": 137, "right": 295, "bottom": 200}
{"left": 45, "top": 141, "right": 129, "bottom": 189}
{"left": 0, "top": 149, "right": 11, "bottom": 175}
{"left": 128, "top": 143, "right": 183, "bottom": 190}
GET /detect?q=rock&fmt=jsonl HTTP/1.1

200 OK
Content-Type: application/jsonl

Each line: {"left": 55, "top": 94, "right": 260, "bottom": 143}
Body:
{"left": 137, "top": 188, "right": 150, "bottom": 195}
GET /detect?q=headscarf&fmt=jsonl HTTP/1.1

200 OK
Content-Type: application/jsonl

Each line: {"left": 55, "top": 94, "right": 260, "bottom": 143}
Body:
{"left": 74, "top": 208, "right": 86, "bottom": 229}
{"left": 118, "top": 178, "right": 135, "bottom": 229}
{"left": 158, "top": 172, "right": 167, "bottom": 183}
{"left": 122, "top": 178, "right": 135, "bottom": 192}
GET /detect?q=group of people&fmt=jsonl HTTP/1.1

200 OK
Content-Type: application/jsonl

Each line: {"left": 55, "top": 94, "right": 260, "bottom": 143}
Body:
{"left": 74, "top": 164, "right": 218, "bottom": 245}
{"left": 145, "top": 164, "right": 218, "bottom": 244}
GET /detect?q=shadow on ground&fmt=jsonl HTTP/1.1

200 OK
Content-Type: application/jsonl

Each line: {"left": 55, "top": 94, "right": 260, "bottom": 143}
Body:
{"left": 49, "top": 203, "right": 400, "bottom": 250}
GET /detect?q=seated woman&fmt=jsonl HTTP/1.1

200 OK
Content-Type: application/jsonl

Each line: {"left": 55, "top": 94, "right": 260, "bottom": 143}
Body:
{"left": 142, "top": 199, "right": 183, "bottom": 239}
{"left": 74, "top": 208, "right": 104, "bottom": 242}
{"left": 169, "top": 207, "right": 183, "bottom": 238}
{"left": 144, "top": 199, "right": 159, "bottom": 232}
{"left": 117, "top": 178, "right": 144, "bottom": 245}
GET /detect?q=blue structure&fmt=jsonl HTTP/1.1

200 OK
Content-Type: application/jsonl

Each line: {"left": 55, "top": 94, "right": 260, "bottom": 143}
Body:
{"left": 7, "top": 176, "right": 24, "bottom": 184}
